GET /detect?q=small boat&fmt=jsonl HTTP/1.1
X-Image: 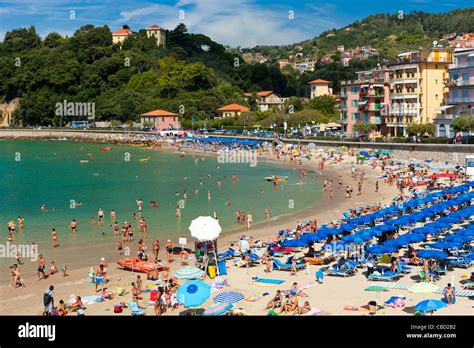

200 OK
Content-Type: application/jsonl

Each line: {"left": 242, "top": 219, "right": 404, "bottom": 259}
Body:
{"left": 115, "top": 258, "right": 168, "bottom": 273}
{"left": 264, "top": 175, "right": 288, "bottom": 182}
{"left": 139, "top": 157, "right": 150, "bottom": 162}
{"left": 100, "top": 146, "right": 112, "bottom": 152}
{"left": 80, "top": 160, "right": 89, "bottom": 164}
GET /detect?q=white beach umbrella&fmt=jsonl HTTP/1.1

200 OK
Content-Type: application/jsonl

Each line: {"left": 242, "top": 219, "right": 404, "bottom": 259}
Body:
{"left": 189, "top": 216, "right": 222, "bottom": 241}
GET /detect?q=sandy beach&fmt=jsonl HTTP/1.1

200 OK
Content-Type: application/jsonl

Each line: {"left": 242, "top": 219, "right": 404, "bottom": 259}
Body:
{"left": 1, "top": 138, "right": 473, "bottom": 317}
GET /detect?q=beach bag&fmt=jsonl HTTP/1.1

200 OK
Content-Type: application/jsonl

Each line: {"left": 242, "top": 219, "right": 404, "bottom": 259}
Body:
{"left": 77, "top": 308, "right": 85, "bottom": 316}
{"left": 114, "top": 304, "right": 123, "bottom": 313}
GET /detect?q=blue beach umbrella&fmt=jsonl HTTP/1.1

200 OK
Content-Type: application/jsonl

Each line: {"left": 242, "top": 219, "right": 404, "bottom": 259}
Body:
{"left": 300, "top": 233, "right": 326, "bottom": 243}
{"left": 437, "top": 217, "right": 462, "bottom": 224}
{"left": 402, "top": 233, "right": 426, "bottom": 243}
{"left": 444, "top": 235, "right": 472, "bottom": 243}
{"left": 177, "top": 279, "right": 211, "bottom": 308}
{"left": 415, "top": 299, "right": 447, "bottom": 312}
{"left": 424, "top": 222, "right": 451, "bottom": 230}
{"left": 373, "top": 225, "right": 397, "bottom": 233}
{"left": 412, "top": 227, "right": 440, "bottom": 235}
{"left": 430, "top": 242, "right": 461, "bottom": 250}
{"left": 281, "top": 239, "right": 308, "bottom": 248}
{"left": 322, "top": 241, "right": 347, "bottom": 253}
{"left": 339, "top": 224, "right": 358, "bottom": 232}
{"left": 366, "top": 245, "right": 397, "bottom": 255}
{"left": 457, "top": 230, "right": 474, "bottom": 237}
{"left": 417, "top": 249, "right": 448, "bottom": 259}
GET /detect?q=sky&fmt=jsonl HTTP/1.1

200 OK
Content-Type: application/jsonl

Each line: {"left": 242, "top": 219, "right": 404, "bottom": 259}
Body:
{"left": 0, "top": 0, "right": 474, "bottom": 47}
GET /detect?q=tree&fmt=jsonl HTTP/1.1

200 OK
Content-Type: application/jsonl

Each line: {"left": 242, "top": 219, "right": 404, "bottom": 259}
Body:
{"left": 354, "top": 122, "right": 377, "bottom": 134}
{"left": 406, "top": 123, "right": 436, "bottom": 136}
{"left": 452, "top": 115, "right": 474, "bottom": 133}
{"left": 307, "top": 95, "right": 338, "bottom": 119}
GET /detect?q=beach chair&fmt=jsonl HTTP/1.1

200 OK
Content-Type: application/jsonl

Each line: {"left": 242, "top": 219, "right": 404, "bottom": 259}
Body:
{"left": 450, "top": 256, "right": 473, "bottom": 269}
{"left": 443, "top": 286, "right": 457, "bottom": 304}
{"left": 368, "top": 266, "right": 401, "bottom": 282}
{"left": 272, "top": 259, "right": 306, "bottom": 272}
{"left": 326, "top": 260, "right": 358, "bottom": 277}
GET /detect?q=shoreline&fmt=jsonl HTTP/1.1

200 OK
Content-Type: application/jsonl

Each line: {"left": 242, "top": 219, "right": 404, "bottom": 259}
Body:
{"left": 0, "top": 138, "right": 407, "bottom": 316}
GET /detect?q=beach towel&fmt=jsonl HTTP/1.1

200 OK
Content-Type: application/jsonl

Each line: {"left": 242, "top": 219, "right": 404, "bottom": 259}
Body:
{"left": 245, "top": 293, "right": 265, "bottom": 302}
{"left": 255, "top": 278, "right": 285, "bottom": 285}
{"left": 82, "top": 296, "right": 104, "bottom": 305}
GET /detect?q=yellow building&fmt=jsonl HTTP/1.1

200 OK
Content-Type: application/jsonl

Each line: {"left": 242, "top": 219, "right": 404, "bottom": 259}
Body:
{"left": 386, "top": 47, "right": 453, "bottom": 136}
{"left": 145, "top": 24, "right": 166, "bottom": 47}
{"left": 112, "top": 27, "right": 133, "bottom": 45}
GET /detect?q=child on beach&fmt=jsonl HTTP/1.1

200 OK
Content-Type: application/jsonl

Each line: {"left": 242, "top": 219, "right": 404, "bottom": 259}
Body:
{"left": 62, "top": 264, "right": 68, "bottom": 276}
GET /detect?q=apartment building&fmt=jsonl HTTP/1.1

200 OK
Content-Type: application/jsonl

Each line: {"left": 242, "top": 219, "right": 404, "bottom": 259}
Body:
{"left": 340, "top": 67, "right": 390, "bottom": 136}
{"left": 386, "top": 47, "right": 453, "bottom": 136}
{"left": 435, "top": 48, "right": 474, "bottom": 137}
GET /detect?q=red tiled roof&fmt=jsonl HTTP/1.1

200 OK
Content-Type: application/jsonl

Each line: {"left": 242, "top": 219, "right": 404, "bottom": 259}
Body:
{"left": 217, "top": 103, "right": 250, "bottom": 112}
{"left": 141, "top": 109, "right": 178, "bottom": 117}
{"left": 113, "top": 28, "right": 132, "bottom": 35}
{"left": 243, "top": 91, "right": 274, "bottom": 97}
{"left": 147, "top": 24, "right": 161, "bottom": 29}
{"left": 308, "top": 79, "right": 330, "bottom": 84}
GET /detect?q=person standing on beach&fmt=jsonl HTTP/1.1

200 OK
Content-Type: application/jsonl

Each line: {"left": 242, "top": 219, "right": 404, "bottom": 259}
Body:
{"left": 111, "top": 209, "right": 116, "bottom": 221}
{"left": 265, "top": 207, "right": 270, "bottom": 222}
{"left": 43, "top": 285, "right": 54, "bottom": 316}
{"left": 338, "top": 177, "right": 342, "bottom": 189}
{"left": 235, "top": 210, "right": 241, "bottom": 223}
{"left": 247, "top": 212, "right": 253, "bottom": 230}
{"left": 375, "top": 181, "right": 379, "bottom": 192}
{"left": 152, "top": 239, "right": 160, "bottom": 261}
{"left": 136, "top": 199, "right": 143, "bottom": 213}
{"left": 37, "top": 254, "right": 46, "bottom": 280}
{"left": 165, "top": 240, "right": 174, "bottom": 263}
{"left": 241, "top": 210, "right": 246, "bottom": 224}
{"left": 51, "top": 228, "right": 58, "bottom": 248}
{"left": 357, "top": 180, "right": 363, "bottom": 195}
{"left": 95, "top": 264, "right": 104, "bottom": 292}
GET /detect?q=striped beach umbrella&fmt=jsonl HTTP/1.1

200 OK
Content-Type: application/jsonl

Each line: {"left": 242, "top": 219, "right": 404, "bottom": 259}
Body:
{"left": 202, "top": 303, "right": 234, "bottom": 316}
{"left": 213, "top": 291, "right": 245, "bottom": 304}
{"left": 174, "top": 266, "right": 205, "bottom": 279}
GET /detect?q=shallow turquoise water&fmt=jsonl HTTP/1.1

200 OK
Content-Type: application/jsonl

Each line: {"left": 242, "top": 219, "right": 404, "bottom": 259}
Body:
{"left": 0, "top": 141, "right": 321, "bottom": 248}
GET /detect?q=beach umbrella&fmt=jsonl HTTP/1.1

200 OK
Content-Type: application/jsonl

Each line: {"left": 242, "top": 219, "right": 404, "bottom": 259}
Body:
{"left": 373, "top": 225, "right": 397, "bottom": 232}
{"left": 177, "top": 279, "right": 211, "bottom": 307}
{"left": 366, "top": 245, "right": 397, "bottom": 255}
{"left": 189, "top": 216, "right": 222, "bottom": 241}
{"left": 174, "top": 266, "right": 205, "bottom": 279}
{"left": 437, "top": 217, "right": 461, "bottom": 224}
{"left": 415, "top": 299, "right": 447, "bottom": 312}
{"left": 402, "top": 233, "right": 426, "bottom": 243}
{"left": 307, "top": 143, "right": 316, "bottom": 149}
{"left": 412, "top": 227, "right": 439, "bottom": 235}
{"left": 202, "top": 303, "right": 234, "bottom": 316}
{"left": 339, "top": 224, "right": 358, "bottom": 232}
{"left": 424, "top": 222, "right": 451, "bottom": 230}
{"left": 417, "top": 249, "right": 448, "bottom": 259}
{"left": 281, "top": 239, "right": 308, "bottom": 248}
{"left": 430, "top": 242, "right": 461, "bottom": 250}
{"left": 322, "top": 228, "right": 344, "bottom": 236}
{"left": 342, "top": 234, "right": 369, "bottom": 243}
{"left": 300, "top": 233, "right": 326, "bottom": 242}
{"left": 457, "top": 230, "right": 474, "bottom": 237}
{"left": 213, "top": 291, "right": 245, "bottom": 304}
{"left": 444, "top": 235, "right": 472, "bottom": 243}
{"left": 407, "top": 282, "right": 439, "bottom": 294}
{"left": 384, "top": 239, "right": 406, "bottom": 247}
{"left": 360, "top": 228, "right": 382, "bottom": 237}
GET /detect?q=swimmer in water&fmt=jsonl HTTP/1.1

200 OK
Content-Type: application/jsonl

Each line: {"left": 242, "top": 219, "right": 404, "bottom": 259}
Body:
{"left": 70, "top": 219, "right": 77, "bottom": 232}
{"left": 217, "top": 179, "right": 221, "bottom": 188}
{"left": 208, "top": 190, "right": 212, "bottom": 201}
{"left": 91, "top": 217, "right": 97, "bottom": 225}
{"left": 226, "top": 199, "right": 231, "bottom": 208}
{"left": 41, "top": 204, "right": 48, "bottom": 212}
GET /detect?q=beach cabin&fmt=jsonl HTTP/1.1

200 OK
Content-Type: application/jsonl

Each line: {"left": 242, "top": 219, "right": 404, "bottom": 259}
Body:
{"left": 140, "top": 109, "right": 180, "bottom": 130}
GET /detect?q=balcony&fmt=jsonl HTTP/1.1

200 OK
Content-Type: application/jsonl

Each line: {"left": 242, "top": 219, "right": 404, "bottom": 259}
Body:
{"left": 448, "top": 78, "right": 474, "bottom": 87}
{"left": 389, "top": 108, "right": 418, "bottom": 116}
{"left": 446, "top": 97, "right": 474, "bottom": 104}
{"left": 390, "top": 93, "right": 418, "bottom": 100}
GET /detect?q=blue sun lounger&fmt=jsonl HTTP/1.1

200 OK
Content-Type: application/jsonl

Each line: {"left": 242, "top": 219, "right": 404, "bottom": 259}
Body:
{"left": 326, "top": 260, "right": 358, "bottom": 277}
{"left": 272, "top": 259, "right": 306, "bottom": 272}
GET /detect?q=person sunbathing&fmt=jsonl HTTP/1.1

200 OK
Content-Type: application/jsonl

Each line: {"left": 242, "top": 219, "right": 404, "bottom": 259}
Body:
{"left": 298, "top": 301, "right": 311, "bottom": 315}
{"left": 264, "top": 290, "right": 282, "bottom": 310}
{"left": 58, "top": 300, "right": 67, "bottom": 316}
{"left": 410, "top": 250, "right": 422, "bottom": 265}
{"left": 280, "top": 291, "right": 298, "bottom": 314}
{"left": 444, "top": 283, "right": 455, "bottom": 305}
{"left": 71, "top": 296, "right": 84, "bottom": 312}
{"left": 147, "top": 269, "right": 159, "bottom": 281}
